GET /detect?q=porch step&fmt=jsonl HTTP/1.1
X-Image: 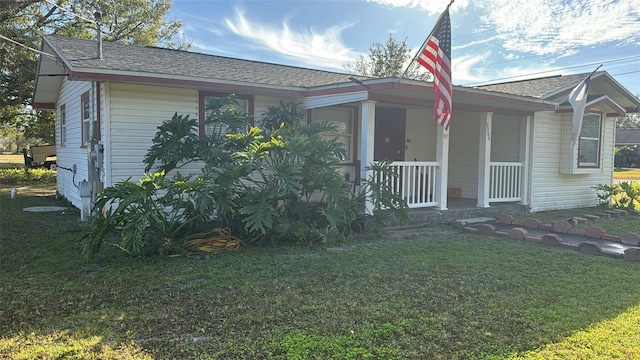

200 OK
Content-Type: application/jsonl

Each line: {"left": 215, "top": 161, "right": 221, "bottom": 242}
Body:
{"left": 383, "top": 202, "right": 527, "bottom": 229}
{"left": 409, "top": 203, "right": 528, "bottom": 226}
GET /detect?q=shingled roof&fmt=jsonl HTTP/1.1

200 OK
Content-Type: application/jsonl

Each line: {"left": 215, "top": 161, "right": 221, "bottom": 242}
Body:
{"left": 475, "top": 72, "right": 594, "bottom": 99}
{"left": 616, "top": 129, "right": 640, "bottom": 145}
{"left": 44, "top": 35, "right": 370, "bottom": 88}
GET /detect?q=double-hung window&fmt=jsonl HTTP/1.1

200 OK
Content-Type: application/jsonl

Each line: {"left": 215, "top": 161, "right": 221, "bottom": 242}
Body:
{"left": 81, "top": 91, "right": 91, "bottom": 146}
{"left": 578, "top": 113, "right": 601, "bottom": 167}
{"left": 59, "top": 104, "right": 66, "bottom": 146}
{"left": 199, "top": 92, "right": 252, "bottom": 138}
{"left": 311, "top": 107, "right": 355, "bottom": 163}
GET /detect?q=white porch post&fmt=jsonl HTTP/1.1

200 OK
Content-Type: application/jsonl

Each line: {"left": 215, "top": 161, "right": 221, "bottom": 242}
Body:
{"left": 477, "top": 112, "right": 493, "bottom": 208}
{"left": 360, "top": 100, "right": 376, "bottom": 214}
{"left": 520, "top": 115, "right": 531, "bottom": 206}
{"left": 435, "top": 122, "right": 449, "bottom": 210}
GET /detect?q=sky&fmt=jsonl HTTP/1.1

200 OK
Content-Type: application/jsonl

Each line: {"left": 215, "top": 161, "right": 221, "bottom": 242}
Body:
{"left": 169, "top": 0, "right": 640, "bottom": 96}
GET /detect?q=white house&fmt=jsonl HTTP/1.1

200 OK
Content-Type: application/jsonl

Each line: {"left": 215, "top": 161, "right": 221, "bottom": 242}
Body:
{"left": 32, "top": 35, "right": 640, "bottom": 219}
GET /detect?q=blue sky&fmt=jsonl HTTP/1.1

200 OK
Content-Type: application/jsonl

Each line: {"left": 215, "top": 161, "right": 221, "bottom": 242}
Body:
{"left": 170, "top": 0, "right": 640, "bottom": 96}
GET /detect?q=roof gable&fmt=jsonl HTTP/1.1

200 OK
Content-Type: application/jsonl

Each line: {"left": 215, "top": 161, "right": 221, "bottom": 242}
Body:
{"left": 476, "top": 71, "right": 640, "bottom": 114}
{"left": 476, "top": 73, "right": 590, "bottom": 99}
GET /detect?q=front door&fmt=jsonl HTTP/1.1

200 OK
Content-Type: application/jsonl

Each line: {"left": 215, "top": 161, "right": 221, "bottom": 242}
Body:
{"left": 374, "top": 107, "right": 406, "bottom": 161}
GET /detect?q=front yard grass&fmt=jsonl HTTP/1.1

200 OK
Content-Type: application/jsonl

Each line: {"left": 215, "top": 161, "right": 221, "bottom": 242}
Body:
{"left": 1, "top": 185, "right": 640, "bottom": 359}
{"left": 614, "top": 168, "right": 640, "bottom": 180}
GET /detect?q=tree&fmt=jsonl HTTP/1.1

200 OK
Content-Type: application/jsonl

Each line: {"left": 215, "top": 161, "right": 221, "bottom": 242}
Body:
{"left": 0, "top": 0, "right": 190, "bottom": 145}
{"left": 617, "top": 113, "right": 640, "bottom": 129}
{"left": 344, "top": 34, "right": 430, "bottom": 81}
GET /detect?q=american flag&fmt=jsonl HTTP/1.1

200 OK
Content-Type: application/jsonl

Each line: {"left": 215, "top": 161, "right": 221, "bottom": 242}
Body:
{"left": 416, "top": 8, "right": 452, "bottom": 130}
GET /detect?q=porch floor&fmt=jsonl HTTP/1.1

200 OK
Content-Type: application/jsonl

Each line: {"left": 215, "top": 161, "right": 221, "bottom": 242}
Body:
{"left": 391, "top": 197, "right": 528, "bottom": 228}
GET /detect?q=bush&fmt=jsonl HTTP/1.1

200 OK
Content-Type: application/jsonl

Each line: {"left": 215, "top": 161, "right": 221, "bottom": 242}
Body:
{"left": 80, "top": 97, "right": 408, "bottom": 258}
{"left": 614, "top": 145, "right": 640, "bottom": 168}
{"left": 593, "top": 181, "right": 640, "bottom": 210}
{"left": 0, "top": 167, "right": 56, "bottom": 184}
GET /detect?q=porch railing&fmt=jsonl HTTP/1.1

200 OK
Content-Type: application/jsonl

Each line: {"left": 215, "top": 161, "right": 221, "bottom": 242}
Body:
{"left": 373, "top": 161, "right": 439, "bottom": 208}
{"left": 489, "top": 162, "right": 523, "bottom": 202}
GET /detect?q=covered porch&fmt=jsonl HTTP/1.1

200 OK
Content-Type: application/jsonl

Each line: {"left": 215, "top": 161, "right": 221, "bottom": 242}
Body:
{"left": 303, "top": 77, "right": 553, "bottom": 215}
{"left": 365, "top": 108, "right": 532, "bottom": 214}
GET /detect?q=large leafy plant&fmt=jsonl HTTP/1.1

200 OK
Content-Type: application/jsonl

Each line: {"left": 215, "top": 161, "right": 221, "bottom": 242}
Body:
{"left": 80, "top": 96, "right": 408, "bottom": 258}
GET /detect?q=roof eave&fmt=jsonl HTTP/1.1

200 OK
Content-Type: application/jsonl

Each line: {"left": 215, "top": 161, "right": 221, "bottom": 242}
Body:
{"left": 65, "top": 68, "right": 310, "bottom": 96}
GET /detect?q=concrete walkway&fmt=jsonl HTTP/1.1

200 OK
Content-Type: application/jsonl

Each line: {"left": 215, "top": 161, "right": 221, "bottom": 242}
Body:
{"left": 455, "top": 209, "right": 640, "bottom": 261}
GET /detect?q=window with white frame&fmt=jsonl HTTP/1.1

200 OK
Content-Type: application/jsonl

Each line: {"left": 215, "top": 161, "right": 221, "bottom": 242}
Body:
{"left": 578, "top": 113, "right": 601, "bottom": 167}
{"left": 81, "top": 91, "right": 91, "bottom": 146}
{"left": 59, "top": 104, "right": 66, "bottom": 146}
{"left": 311, "top": 107, "right": 355, "bottom": 163}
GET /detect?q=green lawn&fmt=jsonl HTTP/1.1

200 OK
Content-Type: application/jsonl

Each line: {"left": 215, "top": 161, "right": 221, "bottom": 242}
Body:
{"left": 0, "top": 154, "right": 25, "bottom": 169}
{"left": 614, "top": 168, "right": 640, "bottom": 180}
{"left": 1, "top": 185, "right": 640, "bottom": 359}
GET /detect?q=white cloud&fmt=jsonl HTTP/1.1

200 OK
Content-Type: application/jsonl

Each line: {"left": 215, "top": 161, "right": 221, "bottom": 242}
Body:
{"left": 466, "top": 64, "right": 564, "bottom": 86}
{"left": 224, "top": 8, "right": 361, "bottom": 70}
{"left": 452, "top": 35, "right": 504, "bottom": 51}
{"left": 478, "top": 0, "right": 640, "bottom": 56}
{"left": 365, "top": 0, "right": 470, "bottom": 15}
{"left": 452, "top": 52, "right": 493, "bottom": 84}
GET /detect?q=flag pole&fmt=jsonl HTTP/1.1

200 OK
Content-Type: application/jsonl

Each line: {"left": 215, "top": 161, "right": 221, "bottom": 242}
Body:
{"left": 398, "top": 0, "right": 454, "bottom": 82}
{"left": 562, "top": 64, "right": 602, "bottom": 104}
{"left": 588, "top": 64, "right": 603, "bottom": 78}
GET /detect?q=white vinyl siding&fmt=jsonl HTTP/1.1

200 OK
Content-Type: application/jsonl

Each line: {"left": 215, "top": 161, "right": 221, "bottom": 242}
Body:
{"left": 528, "top": 111, "right": 614, "bottom": 212}
{"left": 55, "top": 79, "right": 92, "bottom": 208}
{"left": 108, "top": 83, "right": 198, "bottom": 184}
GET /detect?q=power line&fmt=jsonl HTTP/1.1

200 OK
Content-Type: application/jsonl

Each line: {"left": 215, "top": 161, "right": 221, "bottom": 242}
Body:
{"left": 0, "top": 34, "right": 57, "bottom": 59}
{"left": 464, "top": 55, "right": 640, "bottom": 86}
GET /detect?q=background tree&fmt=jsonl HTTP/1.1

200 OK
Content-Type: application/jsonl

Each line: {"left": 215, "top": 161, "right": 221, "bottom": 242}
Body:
{"left": 617, "top": 113, "right": 640, "bottom": 129}
{"left": 344, "top": 34, "right": 430, "bottom": 81}
{"left": 0, "top": 0, "right": 189, "bottom": 148}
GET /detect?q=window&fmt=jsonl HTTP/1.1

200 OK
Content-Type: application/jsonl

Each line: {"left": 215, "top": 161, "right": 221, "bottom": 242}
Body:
{"left": 578, "top": 113, "right": 601, "bottom": 167}
{"left": 311, "top": 107, "right": 355, "bottom": 163}
{"left": 81, "top": 91, "right": 91, "bottom": 146}
{"left": 198, "top": 92, "right": 253, "bottom": 138}
{"left": 59, "top": 104, "right": 66, "bottom": 146}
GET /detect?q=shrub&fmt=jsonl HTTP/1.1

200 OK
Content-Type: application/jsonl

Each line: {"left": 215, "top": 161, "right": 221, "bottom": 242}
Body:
{"left": 593, "top": 181, "right": 640, "bottom": 210}
{"left": 80, "top": 96, "right": 408, "bottom": 258}
{"left": 614, "top": 145, "right": 640, "bottom": 168}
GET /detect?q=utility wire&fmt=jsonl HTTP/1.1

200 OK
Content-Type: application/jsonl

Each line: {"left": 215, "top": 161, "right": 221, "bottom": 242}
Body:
{"left": 464, "top": 55, "right": 640, "bottom": 86}
{"left": 0, "top": 34, "right": 57, "bottom": 59}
